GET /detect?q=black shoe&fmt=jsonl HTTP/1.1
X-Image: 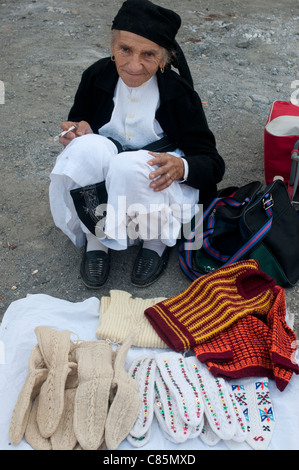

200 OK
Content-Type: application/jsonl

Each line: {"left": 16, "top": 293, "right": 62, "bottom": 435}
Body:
{"left": 80, "top": 248, "right": 110, "bottom": 288}
{"left": 131, "top": 246, "right": 171, "bottom": 287}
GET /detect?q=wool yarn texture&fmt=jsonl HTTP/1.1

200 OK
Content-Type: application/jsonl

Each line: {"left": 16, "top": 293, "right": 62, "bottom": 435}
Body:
{"left": 9, "top": 327, "right": 141, "bottom": 450}
{"left": 266, "top": 287, "right": 299, "bottom": 381}
{"left": 9, "top": 344, "right": 48, "bottom": 446}
{"left": 24, "top": 395, "right": 52, "bottom": 451}
{"left": 184, "top": 356, "right": 247, "bottom": 443}
{"left": 9, "top": 326, "right": 78, "bottom": 447}
{"left": 127, "top": 356, "right": 156, "bottom": 447}
{"left": 73, "top": 341, "right": 114, "bottom": 450}
{"left": 144, "top": 260, "right": 279, "bottom": 351}
{"left": 155, "top": 353, "right": 205, "bottom": 440}
{"left": 228, "top": 378, "right": 276, "bottom": 451}
{"left": 127, "top": 352, "right": 248, "bottom": 447}
{"left": 194, "top": 287, "right": 299, "bottom": 391}
{"left": 105, "top": 333, "right": 142, "bottom": 450}
{"left": 96, "top": 290, "right": 168, "bottom": 348}
{"left": 199, "top": 416, "right": 222, "bottom": 447}
{"left": 34, "top": 326, "right": 77, "bottom": 439}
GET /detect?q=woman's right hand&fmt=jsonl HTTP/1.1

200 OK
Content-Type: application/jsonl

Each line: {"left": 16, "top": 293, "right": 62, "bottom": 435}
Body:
{"left": 59, "top": 120, "right": 93, "bottom": 147}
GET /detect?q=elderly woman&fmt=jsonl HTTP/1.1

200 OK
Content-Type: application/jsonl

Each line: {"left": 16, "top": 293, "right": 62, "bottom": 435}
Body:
{"left": 49, "top": 0, "right": 225, "bottom": 288}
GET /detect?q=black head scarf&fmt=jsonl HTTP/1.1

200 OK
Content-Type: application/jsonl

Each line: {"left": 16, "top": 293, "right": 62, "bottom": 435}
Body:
{"left": 111, "top": 0, "right": 193, "bottom": 87}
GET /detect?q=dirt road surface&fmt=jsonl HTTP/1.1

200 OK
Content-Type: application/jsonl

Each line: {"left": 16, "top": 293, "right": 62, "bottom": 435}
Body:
{"left": 1, "top": 0, "right": 299, "bottom": 336}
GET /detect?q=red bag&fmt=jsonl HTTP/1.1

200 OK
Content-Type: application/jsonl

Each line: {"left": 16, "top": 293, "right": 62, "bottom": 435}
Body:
{"left": 264, "top": 100, "right": 299, "bottom": 185}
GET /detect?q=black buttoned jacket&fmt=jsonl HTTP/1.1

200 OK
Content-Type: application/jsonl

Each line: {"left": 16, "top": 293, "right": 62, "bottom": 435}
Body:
{"left": 68, "top": 57, "right": 225, "bottom": 199}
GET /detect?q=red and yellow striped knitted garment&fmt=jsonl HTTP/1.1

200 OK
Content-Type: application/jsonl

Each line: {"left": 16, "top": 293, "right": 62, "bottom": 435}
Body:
{"left": 194, "top": 288, "right": 299, "bottom": 391}
{"left": 144, "top": 260, "right": 279, "bottom": 352}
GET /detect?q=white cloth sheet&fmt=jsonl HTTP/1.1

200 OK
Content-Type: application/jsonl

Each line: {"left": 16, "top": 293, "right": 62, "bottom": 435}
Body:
{"left": 0, "top": 293, "right": 298, "bottom": 451}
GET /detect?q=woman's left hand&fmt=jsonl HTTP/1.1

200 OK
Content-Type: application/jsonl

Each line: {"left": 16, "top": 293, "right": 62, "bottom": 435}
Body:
{"left": 147, "top": 152, "right": 185, "bottom": 191}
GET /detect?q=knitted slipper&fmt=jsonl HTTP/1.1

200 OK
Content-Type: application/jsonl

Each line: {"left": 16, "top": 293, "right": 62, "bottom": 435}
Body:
{"left": 185, "top": 357, "right": 237, "bottom": 441}
{"left": 50, "top": 387, "right": 78, "bottom": 450}
{"left": 199, "top": 416, "right": 221, "bottom": 446}
{"left": 24, "top": 395, "right": 52, "bottom": 450}
{"left": 35, "top": 326, "right": 76, "bottom": 438}
{"left": 199, "top": 386, "right": 247, "bottom": 446}
{"left": 127, "top": 428, "right": 151, "bottom": 448}
{"left": 155, "top": 352, "right": 204, "bottom": 437}
{"left": 25, "top": 389, "right": 78, "bottom": 451}
{"left": 226, "top": 385, "right": 248, "bottom": 442}
{"left": 154, "top": 381, "right": 181, "bottom": 444}
{"left": 73, "top": 341, "right": 113, "bottom": 450}
{"left": 127, "top": 356, "right": 156, "bottom": 446}
{"left": 9, "top": 344, "right": 48, "bottom": 446}
{"left": 230, "top": 378, "right": 275, "bottom": 450}
{"left": 50, "top": 341, "right": 89, "bottom": 450}
{"left": 154, "top": 364, "right": 192, "bottom": 443}
{"left": 105, "top": 334, "right": 142, "bottom": 450}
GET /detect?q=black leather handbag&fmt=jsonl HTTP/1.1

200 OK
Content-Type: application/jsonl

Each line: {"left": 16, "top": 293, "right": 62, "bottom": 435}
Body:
{"left": 179, "top": 179, "right": 299, "bottom": 286}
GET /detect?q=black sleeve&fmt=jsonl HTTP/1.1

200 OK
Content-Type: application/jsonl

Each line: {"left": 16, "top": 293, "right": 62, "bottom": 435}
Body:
{"left": 67, "top": 66, "right": 97, "bottom": 125}
{"left": 157, "top": 84, "right": 225, "bottom": 193}
{"left": 66, "top": 59, "right": 116, "bottom": 133}
{"left": 178, "top": 94, "right": 224, "bottom": 191}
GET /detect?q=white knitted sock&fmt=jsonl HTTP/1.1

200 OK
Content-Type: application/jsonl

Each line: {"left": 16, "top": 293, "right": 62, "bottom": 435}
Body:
{"left": 86, "top": 232, "right": 108, "bottom": 253}
{"left": 155, "top": 352, "right": 204, "bottom": 437}
{"left": 127, "top": 428, "right": 152, "bottom": 448}
{"left": 199, "top": 416, "right": 221, "bottom": 446}
{"left": 154, "top": 364, "right": 192, "bottom": 443}
{"left": 225, "top": 384, "right": 248, "bottom": 443}
{"left": 143, "top": 239, "right": 166, "bottom": 256}
{"left": 154, "top": 382, "right": 181, "bottom": 444}
{"left": 185, "top": 357, "right": 237, "bottom": 442}
{"left": 128, "top": 356, "right": 156, "bottom": 443}
{"left": 229, "top": 378, "right": 275, "bottom": 450}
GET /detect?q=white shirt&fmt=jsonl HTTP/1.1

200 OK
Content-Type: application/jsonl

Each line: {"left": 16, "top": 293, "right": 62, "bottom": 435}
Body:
{"left": 98, "top": 74, "right": 189, "bottom": 180}
{"left": 98, "top": 75, "right": 164, "bottom": 150}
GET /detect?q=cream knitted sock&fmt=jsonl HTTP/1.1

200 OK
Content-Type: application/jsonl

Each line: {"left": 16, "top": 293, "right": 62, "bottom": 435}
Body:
{"left": 96, "top": 290, "right": 167, "bottom": 348}
{"left": 35, "top": 326, "right": 76, "bottom": 439}
{"left": 9, "top": 344, "right": 48, "bottom": 446}
{"left": 73, "top": 341, "right": 114, "bottom": 450}
{"left": 50, "top": 387, "right": 78, "bottom": 450}
{"left": 24, "top": 396, "right": 52, "bottom": 450}
{"left": 105, "top": 334, "right": 142, "bottom": 450}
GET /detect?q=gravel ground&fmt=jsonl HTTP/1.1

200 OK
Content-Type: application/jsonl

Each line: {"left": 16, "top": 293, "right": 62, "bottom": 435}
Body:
{"left": 1, "top": 0, "right": 299, "bottom": 336}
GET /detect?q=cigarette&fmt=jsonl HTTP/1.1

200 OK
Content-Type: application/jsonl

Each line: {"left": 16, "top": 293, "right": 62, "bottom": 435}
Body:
{"left": 53, "top": 125, "right": 76, "bottom": 141}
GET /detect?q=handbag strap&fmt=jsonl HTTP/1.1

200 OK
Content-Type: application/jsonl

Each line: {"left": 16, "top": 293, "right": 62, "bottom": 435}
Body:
{"left": 203, "top": 196, "right": 252, "bottom": 262}
{"left": 178, "top": 192, "right": 274, "bottom": 280}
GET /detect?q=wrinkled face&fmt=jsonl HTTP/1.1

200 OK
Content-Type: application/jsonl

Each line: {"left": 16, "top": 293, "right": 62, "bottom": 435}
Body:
{"left": 111, "top": 30, "right": 167, "bottom": 87}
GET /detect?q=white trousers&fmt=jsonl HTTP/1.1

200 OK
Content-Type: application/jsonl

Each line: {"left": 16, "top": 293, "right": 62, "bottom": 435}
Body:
{"left": 49, "top": 134, "right": 199, "bottom": 250}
